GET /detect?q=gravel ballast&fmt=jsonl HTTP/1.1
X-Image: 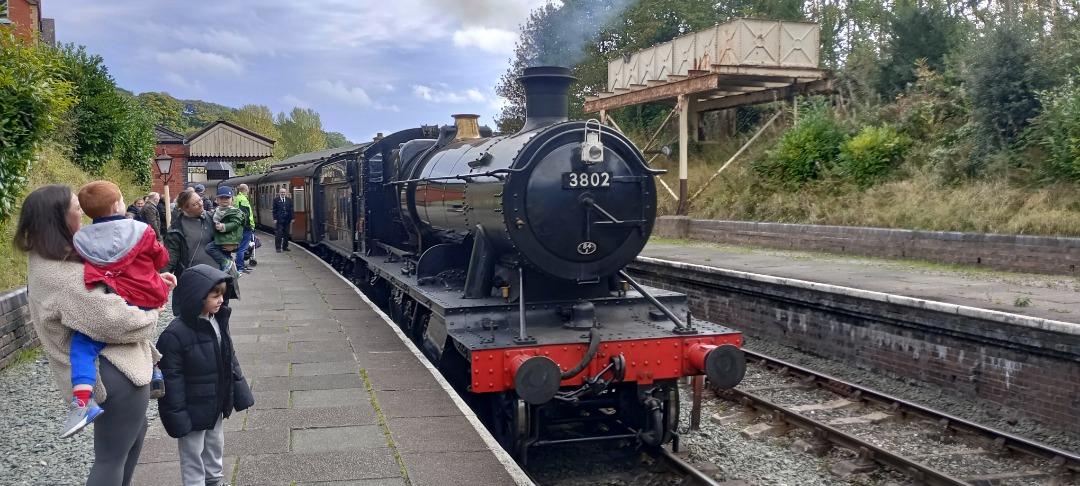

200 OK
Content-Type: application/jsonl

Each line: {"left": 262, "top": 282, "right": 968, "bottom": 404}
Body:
{"left": 0, "top": 306, "right": 172, "bottom": 485}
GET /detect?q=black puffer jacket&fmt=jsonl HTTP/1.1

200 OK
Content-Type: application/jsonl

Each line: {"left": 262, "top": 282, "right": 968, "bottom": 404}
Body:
{"left": 156, "top": 265, "right": 254, "bottom": 438}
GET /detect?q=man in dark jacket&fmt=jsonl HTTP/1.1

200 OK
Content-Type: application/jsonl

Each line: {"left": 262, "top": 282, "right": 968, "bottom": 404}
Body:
{"left": 272, "top": 187, "right": 294, "bottom": 252}
{"left": 156, "top": 265, "right": 253, "bottom": 486}
{"left": 139, "top": 192, "right": 162, "bottom": 241}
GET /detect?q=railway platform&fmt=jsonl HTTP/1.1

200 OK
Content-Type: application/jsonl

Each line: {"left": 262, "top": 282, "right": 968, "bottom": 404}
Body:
{"left": 133, "top": 238, "right": 531, "bottom": 486}
{"left": 641, "top": 240, "right": 1080, "bottom": 324}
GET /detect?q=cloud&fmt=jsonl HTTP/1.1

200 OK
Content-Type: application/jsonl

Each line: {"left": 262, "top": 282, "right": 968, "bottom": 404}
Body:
{"left": 282, "top": 94, "right": 310, "bottom": 109}
{"left": 429, "top": 0, "right": 552, "bottom": 30}
{"left": 163, "top": 72, "right": 205, "bottom": 93}
{"left": 452, "top": 26, "right": 518, "bottom": 54}
{"left": 307, "top": 80, "right": 372, "bottom": 106}
{"left": 413, "top": 84, "right": 490, "bottom": 104}
{"left": 154, "top": 48, "right": 244, "bottom": 75}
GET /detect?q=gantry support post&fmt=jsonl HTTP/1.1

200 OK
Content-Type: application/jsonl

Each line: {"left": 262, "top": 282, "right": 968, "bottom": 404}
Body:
{"left": 677, "top": 94, "right": 689, "bottom": 215}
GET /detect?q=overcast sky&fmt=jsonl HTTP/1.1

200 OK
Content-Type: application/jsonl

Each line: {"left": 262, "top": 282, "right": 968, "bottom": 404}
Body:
{"left": 47, "top": 1, "right": 556, "bottom": 143}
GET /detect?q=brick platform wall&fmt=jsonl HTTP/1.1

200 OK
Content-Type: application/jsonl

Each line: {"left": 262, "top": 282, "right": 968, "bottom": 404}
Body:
{"left": 654, "top": 217, "right": 1080, "bottom": 276}
{"left": 0, "top": 287, "right": 36, "bottom": 371}
{"left": 628, "top": 259, "right": 1080, "bottom": 435}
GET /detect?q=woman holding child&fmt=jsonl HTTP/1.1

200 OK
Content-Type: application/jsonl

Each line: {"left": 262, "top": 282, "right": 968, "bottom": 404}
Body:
{"left": 164, "top": 190, "right": 240, "bottom": 300}
{"left": 14, "top": 184, "right": 176, "bottom": 486}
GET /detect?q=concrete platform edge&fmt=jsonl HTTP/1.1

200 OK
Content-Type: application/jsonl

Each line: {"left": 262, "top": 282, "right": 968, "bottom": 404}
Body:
{"left": 298, "top": 245, "right": 535, "bottom": 486}
{"left": 636, "top": 256, "right": 1080, "bottom": 336}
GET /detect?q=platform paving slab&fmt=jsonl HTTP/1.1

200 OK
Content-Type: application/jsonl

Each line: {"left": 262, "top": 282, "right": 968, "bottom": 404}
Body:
{"left": 399, "top": 451, "right": 517, "bottom": 486}
{"left": 234, "top": 451, "right": 402, "bottom": 484}
{"left": 291, "top": 425, "right": 389, "bottom": 452}
{"left": 243, "top": 405, "right": 379, "bottom": 430}
{"left": 385, "top": 416, "right": 491, "bottom": 453}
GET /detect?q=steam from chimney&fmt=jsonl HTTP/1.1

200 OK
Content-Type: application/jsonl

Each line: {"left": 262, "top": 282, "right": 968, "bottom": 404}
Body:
{"left": 525, "top": 0, "right": 637, "bottom": 68}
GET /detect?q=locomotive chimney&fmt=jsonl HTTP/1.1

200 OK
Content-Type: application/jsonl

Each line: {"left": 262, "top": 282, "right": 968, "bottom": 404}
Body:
{"left": 452, "top": 114, "right": 482, "bottom": 140}
{"left": 518, "top": 66, "right": 576, "bottom": 133}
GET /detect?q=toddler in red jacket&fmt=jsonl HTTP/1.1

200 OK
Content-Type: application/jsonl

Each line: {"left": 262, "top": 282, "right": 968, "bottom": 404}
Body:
{"left": 59, "top": 180, "right": 173, "bottom": 439}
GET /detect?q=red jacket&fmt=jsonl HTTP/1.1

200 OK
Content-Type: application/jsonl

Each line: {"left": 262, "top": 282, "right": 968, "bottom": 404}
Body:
{"left": 75, "top": 218, "right": 170, "bottom": 309}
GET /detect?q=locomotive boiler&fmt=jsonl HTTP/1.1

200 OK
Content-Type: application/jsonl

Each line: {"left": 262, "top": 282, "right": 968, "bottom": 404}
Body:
{"left": 351, "top": 66, "right": 747, "bottom": 462}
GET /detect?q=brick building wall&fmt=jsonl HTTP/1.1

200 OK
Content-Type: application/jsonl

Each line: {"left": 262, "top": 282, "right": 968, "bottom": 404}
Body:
{"left": 4, "top": 0, "right": 39, "bottom": 42}
{"left": 627, "top": 258, "right": 1080, "bottom": 435}
{"left": 0, "top": 287, "right": 36, "bottom": 371}
{"left": 655, "top": 217, "right": 1080, "bottom": 276}
{"left": 152, "top": 144, "right": 187, "bottom": 203}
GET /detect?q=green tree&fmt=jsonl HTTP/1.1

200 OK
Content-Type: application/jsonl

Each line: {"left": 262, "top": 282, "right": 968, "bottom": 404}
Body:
{"left": 879, "top": 2, "right": 960, "bottom": 100}
{"left": 965, "top": 22, "right": 1043, "bottom": 173}
{"left": 112, "top": 96, "right": 156, "bottom": 187}
{"left": 0, "top": 27, "right": 77, "bottom": 222}
{"left": 276, "top": 107, "right": 326, "bottom": 158}
{"left": 230, "top": 104, "right": 284, "bottom": 174}
{"left": 137, "top": 92, "right": 185, "bottom": 132}
{"left": 54, "top": 43, "right": 127, "bottom": 174}
{"left": 324, "top": 131, "right": 352, "bottom": 149}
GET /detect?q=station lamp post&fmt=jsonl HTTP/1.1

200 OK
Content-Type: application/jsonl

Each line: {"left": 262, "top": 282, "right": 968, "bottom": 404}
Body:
{"left": 155, "top": 152, "right": 174, "bottom": 228}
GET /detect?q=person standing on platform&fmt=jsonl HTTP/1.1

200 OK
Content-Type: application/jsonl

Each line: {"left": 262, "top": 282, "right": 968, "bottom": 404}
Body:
{"left": 272, "top": 187, "right": 294, "bottom": 252}
{"left": 156, "top": 264, "right": 253, "bottom": 486}
{"left": 233, "top": 184, "right": 255, "bottom": 273}
{"left": 139, "top": 192, "right": 162, "bottom": 242}
{"left": 14, "top": 185, "right": 168, "bottom": 486}
{"left": 194, "top": 184, "right": 212, "bottom": 212}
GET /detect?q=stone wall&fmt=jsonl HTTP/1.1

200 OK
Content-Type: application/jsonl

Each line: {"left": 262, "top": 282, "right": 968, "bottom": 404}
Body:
{"left": 654, "top": 217, "right": 1080, "bottom": 275}
{"left": 0, "top": 287, "right": 35, "bottom": 371}
{"left": 628, "top": 258, "right": 1080, "bottom": 435}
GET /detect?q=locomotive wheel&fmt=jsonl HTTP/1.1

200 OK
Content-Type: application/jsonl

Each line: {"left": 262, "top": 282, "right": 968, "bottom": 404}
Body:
{"left": 489, "top": 392, "right": 530, "bottom": 463}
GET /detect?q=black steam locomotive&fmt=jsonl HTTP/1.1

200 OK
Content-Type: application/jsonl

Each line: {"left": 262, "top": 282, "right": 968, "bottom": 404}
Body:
{"left": 211, "top": 67, "right": 745, "bottom": 462}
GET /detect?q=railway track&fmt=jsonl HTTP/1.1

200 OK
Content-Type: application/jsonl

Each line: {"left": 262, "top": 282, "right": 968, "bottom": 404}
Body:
{"left": 710, "top": 350, "right": 1080, "bottom": 485}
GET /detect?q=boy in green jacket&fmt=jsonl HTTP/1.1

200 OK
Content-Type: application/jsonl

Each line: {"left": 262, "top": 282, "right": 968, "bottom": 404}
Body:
{"left": 204, "top": 185, "right": 245, "bottom": 275}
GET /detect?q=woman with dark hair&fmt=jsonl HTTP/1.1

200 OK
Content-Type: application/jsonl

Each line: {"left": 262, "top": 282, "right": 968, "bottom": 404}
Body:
{"left": 164, "top": 190, "right": 240, "bottom": 299}
{"left": 14, "top": 184, "right": 176, "bottom": 486}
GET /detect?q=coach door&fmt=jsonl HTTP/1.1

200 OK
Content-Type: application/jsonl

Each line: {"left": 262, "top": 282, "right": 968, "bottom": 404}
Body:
{"left": 290, "top": 177, "right": 309, "bottom": 242}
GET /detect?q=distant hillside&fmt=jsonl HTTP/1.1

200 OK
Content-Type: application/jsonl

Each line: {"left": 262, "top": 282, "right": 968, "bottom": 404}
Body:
{"left": 135, "top": 92, "right": 351, "bottom": 148}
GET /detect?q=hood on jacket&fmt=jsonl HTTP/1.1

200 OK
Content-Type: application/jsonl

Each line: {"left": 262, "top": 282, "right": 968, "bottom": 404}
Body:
{"left": 173, "top": 264, "right": 232, "bottom": 324}
{"left": 73, "top": 219, "right": 148, "bottom": 267}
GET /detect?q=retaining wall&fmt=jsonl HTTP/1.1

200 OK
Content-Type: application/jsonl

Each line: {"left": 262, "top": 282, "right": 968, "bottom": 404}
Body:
{"left": 654, "top": 217, "right": 1080, "bottom": 276}
{"left": 0, "top": 287, "right": 36, "bottom": 371}
{"left": 628, "top": 258, "right": 1080, "bottom": 435}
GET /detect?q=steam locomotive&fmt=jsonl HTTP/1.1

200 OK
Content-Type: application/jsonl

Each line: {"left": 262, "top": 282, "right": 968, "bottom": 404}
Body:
{"left": 208, "top": 66, "right": 745, "bottom": 462}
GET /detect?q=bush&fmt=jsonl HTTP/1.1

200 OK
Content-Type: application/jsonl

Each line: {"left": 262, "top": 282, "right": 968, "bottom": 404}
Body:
{"left": 836, "top": 124, "right": 911, "bottom": 187}
{"left": 757, "top": 98, "right": 848, "bottom": 186}
{"left": 1029, "top": 79, "right": 1080, "bottom": 182}
{"left": 0, "top": 27, "right": 77, "bottom": 223}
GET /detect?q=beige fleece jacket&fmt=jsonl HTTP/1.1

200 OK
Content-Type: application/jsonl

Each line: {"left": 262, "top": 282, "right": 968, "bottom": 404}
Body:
{"left": 26, "top": 253, "right": 163, "bottom": 404}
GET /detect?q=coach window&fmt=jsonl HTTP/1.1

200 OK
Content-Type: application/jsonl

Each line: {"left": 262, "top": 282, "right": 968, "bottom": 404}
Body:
{"left": 293, "top": 187, "right": 305, "bottom": 212}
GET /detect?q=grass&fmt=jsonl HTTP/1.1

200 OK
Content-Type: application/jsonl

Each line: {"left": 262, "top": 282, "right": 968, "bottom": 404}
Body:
{"left": 5, "top": 346, "right": 42, "bottom": 368}
{"left": 0, "top": 144, "right": 149, "bottom": 293}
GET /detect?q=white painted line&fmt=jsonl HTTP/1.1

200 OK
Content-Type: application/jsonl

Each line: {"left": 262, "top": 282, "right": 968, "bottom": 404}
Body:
{"left": 636, "top": 256, "right": 1080, "bottom": 336}
{"left": 297, "top": 245, "right": 535, "bottom": 486}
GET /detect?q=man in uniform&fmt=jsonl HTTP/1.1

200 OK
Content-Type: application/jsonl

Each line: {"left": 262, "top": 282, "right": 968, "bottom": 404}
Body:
{"left": 272, "top": 187, "right": 294, "bottom": 252}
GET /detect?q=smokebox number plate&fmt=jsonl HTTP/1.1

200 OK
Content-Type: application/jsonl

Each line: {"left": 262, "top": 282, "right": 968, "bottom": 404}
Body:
{"left": 563, "top": 172, "right": 611, "bottom": 189}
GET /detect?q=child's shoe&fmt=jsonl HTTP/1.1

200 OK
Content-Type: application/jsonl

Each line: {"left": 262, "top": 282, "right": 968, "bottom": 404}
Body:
{"left": 150, "top": 365, "right": 165, "bottom": 399}
{"left": 58, "top": 397, "right": 103, "bottom": 439}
